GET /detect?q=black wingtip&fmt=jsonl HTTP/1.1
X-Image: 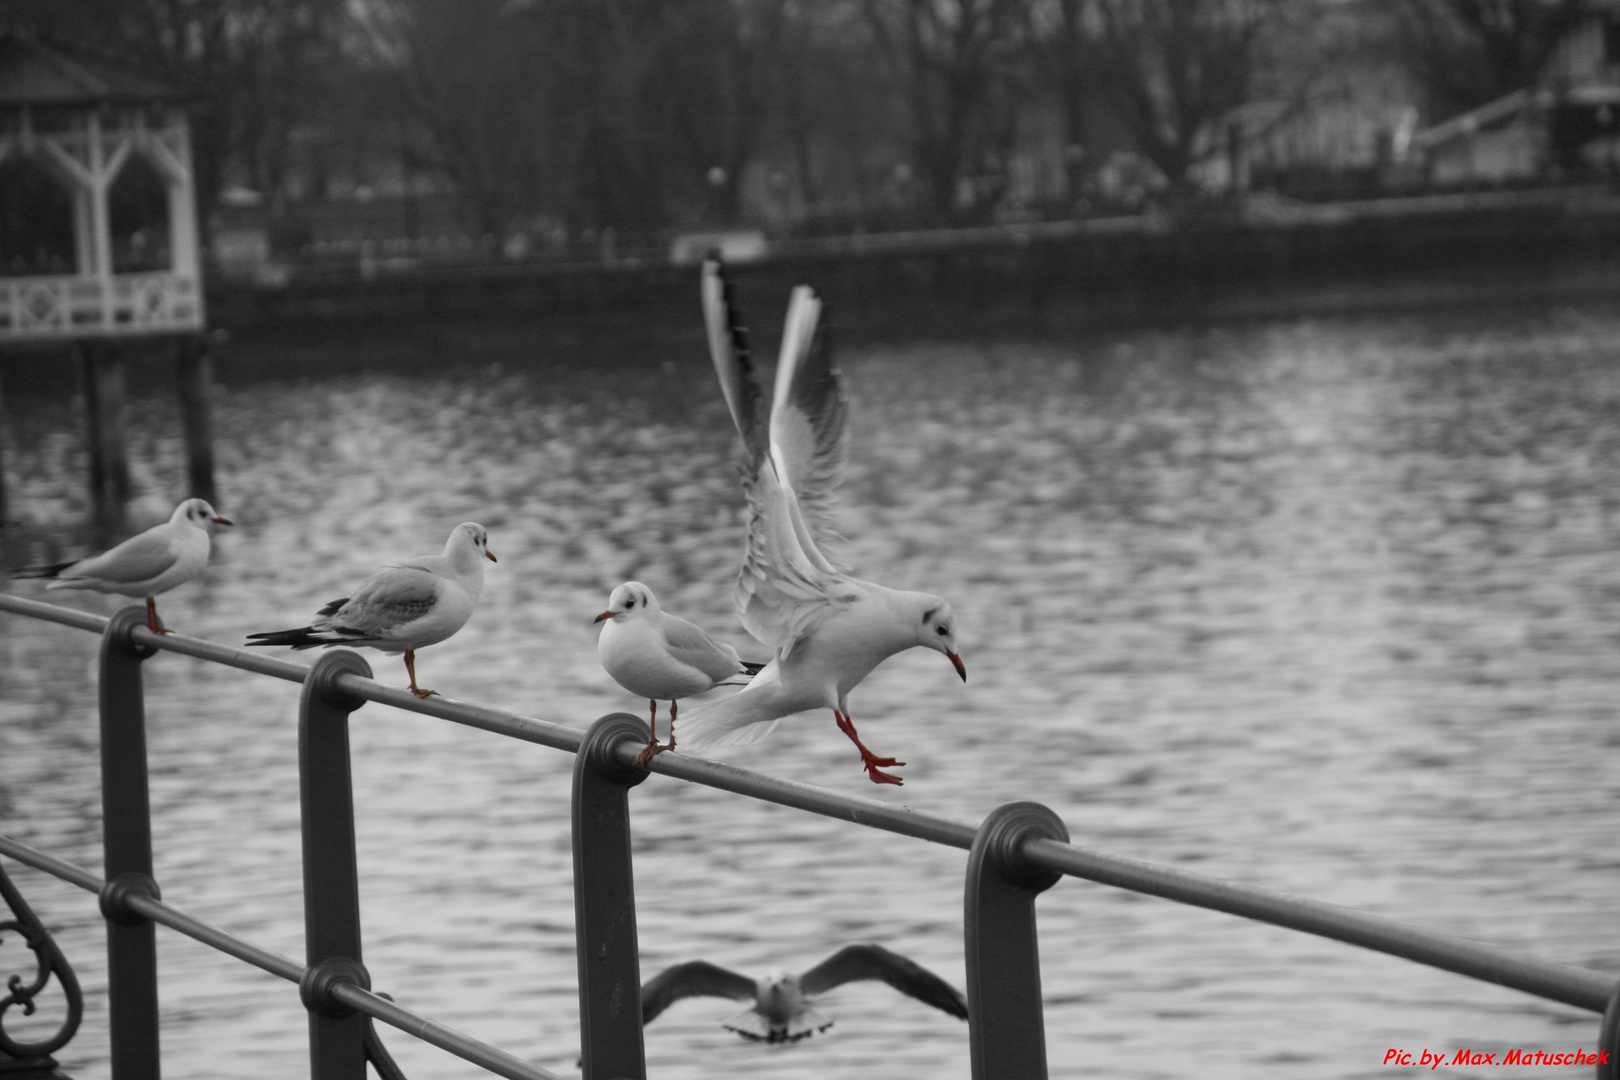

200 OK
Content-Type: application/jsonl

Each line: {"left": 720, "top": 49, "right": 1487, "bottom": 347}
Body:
{"left": 740, "top": 660, "right": 767, "bottom": 675}
{"left": 11, "top": 560, "right": 76, "bottom": 580}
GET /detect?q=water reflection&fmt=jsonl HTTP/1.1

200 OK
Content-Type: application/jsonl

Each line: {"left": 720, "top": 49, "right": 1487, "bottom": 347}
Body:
{"left": 3, "top": 304, "right": 1619, "bottom": 1078}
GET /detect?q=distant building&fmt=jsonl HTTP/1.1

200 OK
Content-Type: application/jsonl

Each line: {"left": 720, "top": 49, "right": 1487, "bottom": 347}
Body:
{"left": 1412, "top": 5, "right": 1620, "bottom": 184}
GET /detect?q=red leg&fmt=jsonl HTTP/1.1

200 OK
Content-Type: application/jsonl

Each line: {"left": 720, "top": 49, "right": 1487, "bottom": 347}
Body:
{"left": 145, "top": 596, "right": 172, "bottom": 635}
{"left": 834, "top": 710, "right": 905, "bottom": 785}
{"left": 634, "top": 699, "right": 674, "bottom": 767}
{"left": 404, "top": 650, "right": 437, "bottom": 698}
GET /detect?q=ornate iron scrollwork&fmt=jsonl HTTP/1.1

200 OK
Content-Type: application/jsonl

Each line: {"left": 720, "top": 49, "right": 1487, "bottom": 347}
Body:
{"left": 0, "top": 860, "right": 83, "bottom": 1062}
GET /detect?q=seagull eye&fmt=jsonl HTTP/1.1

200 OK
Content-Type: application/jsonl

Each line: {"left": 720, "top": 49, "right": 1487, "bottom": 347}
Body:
{"left": 626, "top": 599, "right": 636, "bottom": 608}
{"left": 937, "top": 625, "right": 949, "bottom": 635}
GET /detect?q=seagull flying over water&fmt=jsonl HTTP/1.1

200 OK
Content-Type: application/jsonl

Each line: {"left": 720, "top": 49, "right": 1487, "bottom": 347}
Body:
{"left": 676, "top": 259, "right": 965, "bottom": 784}
{"left": 594, "top": 580, "right": 764, "bottom": 765}
{"left": 641, "top": 943, "right": 968, "bottom": 1043}
{"left": 245, "top": 522, "right": 495, "bottom": 698}
{"left": 12, "top": 498, "right": 233, "bottom": 634}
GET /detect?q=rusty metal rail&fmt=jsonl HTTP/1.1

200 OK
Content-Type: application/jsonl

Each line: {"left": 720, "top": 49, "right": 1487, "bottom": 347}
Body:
{"left": 1, "top": 592, "right": 1617, "bottom": 1080}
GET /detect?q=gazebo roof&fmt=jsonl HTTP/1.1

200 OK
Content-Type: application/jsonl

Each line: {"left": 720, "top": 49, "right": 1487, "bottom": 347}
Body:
{"left": 0, "top": 28, "right": 185, "bottom": 108}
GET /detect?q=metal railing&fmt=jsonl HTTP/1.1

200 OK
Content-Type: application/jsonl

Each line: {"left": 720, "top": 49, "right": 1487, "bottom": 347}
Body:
{"left": 0, "top": 591, "right": 1616, "bottom": 1079}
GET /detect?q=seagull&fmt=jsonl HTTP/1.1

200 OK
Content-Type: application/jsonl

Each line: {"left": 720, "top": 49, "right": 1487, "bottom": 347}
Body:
{"left": 244, "top": 522, "right": 495, "bottom": 698}
{"left": 11, "top": 497, "right": 233, "bottom": 633}
{"left": 641, "top": 943, "right": 968, "bottom": 1043}
{"left": 593, "top": 581, "right": 764, "bottom": 766}
{"left": 676, "top": 259, "right": 965, "bottom": 785}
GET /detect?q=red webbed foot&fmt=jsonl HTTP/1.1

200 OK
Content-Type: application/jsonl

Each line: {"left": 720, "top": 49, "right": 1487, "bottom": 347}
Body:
{"left": 835, "top": 711, "right": 906, "bottom": 785}
{"left": 863, "top": 762, "right": 905, "bottom": 785}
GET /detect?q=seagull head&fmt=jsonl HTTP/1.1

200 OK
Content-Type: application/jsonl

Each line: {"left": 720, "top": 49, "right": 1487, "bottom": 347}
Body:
{"left": 448, "top": 522, "right": 497, "bottom": 566}
{"left": 176, "top": 498, "right": 233, "bottom": 532}
{"left": 594, "top": 581, "right": 659, "bottom": 624}
{"left": 754, "top": 970, "right": 806, "bottom": 1028}
{"left": 916, "top": 597, "right": 966, "bottom": 682}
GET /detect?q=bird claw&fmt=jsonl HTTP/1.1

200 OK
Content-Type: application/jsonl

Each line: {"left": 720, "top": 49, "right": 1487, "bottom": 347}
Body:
{"left": 863, "top": 762, "right": 905, "bottom": 785}
{"left": 411, "top": 687, "right": 439, "bottom": 699}
{"left": 633, "top": 742, "right": 672, "bottom": 768}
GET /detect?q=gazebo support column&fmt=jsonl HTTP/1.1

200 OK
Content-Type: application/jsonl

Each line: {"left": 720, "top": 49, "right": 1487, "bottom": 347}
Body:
{"left": 174, "top": 334, "right": 216, "bottom": 504}
{"left": 79, "top": 340, "right": 130, "bottom": 537}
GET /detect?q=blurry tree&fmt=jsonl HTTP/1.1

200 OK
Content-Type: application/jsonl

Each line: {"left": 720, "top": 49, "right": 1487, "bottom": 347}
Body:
{"left": 1381, "top": 0, "right": 1588, "bottom": 117}
{"left": 2, "top": 0, "right": 352, "bottom": 213}
{"left": 1091, "top": 0, "right": 1280, "bottom": 202}
{"left": 1024, "top": 0, "right": 1102, "bottom": 200}
{"left": 863, "top": 0, "right": 1028, "bottom": 218}
{"left": 368, "top": 0, "right": 801, "bottom": 241}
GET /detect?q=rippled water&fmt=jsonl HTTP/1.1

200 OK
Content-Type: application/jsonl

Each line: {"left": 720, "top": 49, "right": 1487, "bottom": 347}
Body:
{"left": 4, "top": 303, "right": 1620, "bottom": 1079}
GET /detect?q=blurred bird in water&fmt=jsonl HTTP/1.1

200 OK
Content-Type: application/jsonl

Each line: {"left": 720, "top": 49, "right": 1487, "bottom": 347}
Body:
{"left": 12, "top": 497, "right": 233, "bottom": 633}
{"left": 640, "top": 943, "right": 968, "bottom": 1043}
{"left": 245, "top": 522, "right": 495, "bottom": 698}
{"left": 593, "top": 580, "right": 764, "bottom": 766}
{"left": 677, "top": 259, "right": 966, "bottom": 785}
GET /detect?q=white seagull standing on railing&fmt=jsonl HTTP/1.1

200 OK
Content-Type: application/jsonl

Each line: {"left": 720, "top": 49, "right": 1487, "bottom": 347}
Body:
{"left": 12, "top": 497, "right": 233, "bottom": 634}
{"left": 676, "top": 259, "right": 965, "bottom": 784}
{"left": 640, "top": 943, "right": 968, "bottom": 1043}
{"left": 245, "top": 522, "right": 495, "bottom": 698}
{"left": 593, "top": 580, "right": 765, "bottom": 766}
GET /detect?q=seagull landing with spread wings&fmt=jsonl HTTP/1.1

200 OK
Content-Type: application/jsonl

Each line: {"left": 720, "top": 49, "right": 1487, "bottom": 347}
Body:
{"left": 676, "top": 259, "right": 965, "bottom": 784}
{"left": 245, "top": 522, "right": 495, "bottom": 698}
{"left": 12, "top": 498, "right": 233, "bottom": 633}
{"left": 593, "top": 580, "right": 764, "bottom": 765}
{"left": 640, "top": 943, "right": 968, "bottom": 1043}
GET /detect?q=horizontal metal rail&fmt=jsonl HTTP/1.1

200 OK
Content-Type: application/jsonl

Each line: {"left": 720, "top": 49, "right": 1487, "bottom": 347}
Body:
{"left": 0, "top": 835, "right": 562, "bottom": 1080}
{"left": 3, "top": 593, "right": 1617, "bottom": 1077}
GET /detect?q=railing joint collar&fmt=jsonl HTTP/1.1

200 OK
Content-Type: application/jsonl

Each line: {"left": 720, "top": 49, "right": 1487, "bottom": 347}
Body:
{"left": 580, "top": 713, "right": 652, "bottom": 788}
{"left": 300, "top": 955, "right": 371, "bottom": 1018}
{"left": 306, "top": 650, "right": 373, "bottom": 712}
{"left": 105, "top": 605, "right": 157, "bottom": 660}
{"left": 973, "top": 801, "right": 1069, "bottom": 893}
{"left": 98, "top": 871, "right": 160, "bottom": 926}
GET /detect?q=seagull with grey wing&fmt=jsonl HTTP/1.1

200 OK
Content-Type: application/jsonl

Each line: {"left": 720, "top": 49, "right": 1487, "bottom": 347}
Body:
{"left": 594, "top": 580, "right": 765, "bottom": 765}
{"left": 245, "top": 522, "right": 495, "bottom": 698}
{"left": 676, "top": 259, "right": 966, "bottom": 784}
{"left": 640, "top": 943, "right": 968, "bottom": 1043}
{"left": 12, "top": 497, "right": 233, "bottom": 633}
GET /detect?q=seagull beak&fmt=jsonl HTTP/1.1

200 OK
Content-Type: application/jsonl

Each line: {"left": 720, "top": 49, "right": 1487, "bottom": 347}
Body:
{"left": 485, "top": 550, "right": 498, "bottom": 563}
{"left": 593, "top": 611, "right": 614, "bottom": 624}
{"left": 947, "top": 650, "right": 966, "bottom": 682}
{"left": 212, "top": 516, "right": 233, "bottom": 526}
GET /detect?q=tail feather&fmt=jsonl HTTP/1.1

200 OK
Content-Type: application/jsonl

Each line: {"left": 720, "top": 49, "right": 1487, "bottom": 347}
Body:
{"left": 12, "top": 560, "right": 77, "bottom": 580}
{"left": 244, "top": 626, "right": 346, "bottom": 650}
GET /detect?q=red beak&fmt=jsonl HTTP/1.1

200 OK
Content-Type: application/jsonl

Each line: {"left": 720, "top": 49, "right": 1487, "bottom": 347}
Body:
{"left": 485, "top": 550, "right": 498, "bottom": 563}
{"left": 212, "top": 516, "right": 233, "bottom": 526}
{"left": 947, "top": 650, "right": 966, "bottom": 682}
{"left": 593, "top": 611, "right": 614, "bottom": 624}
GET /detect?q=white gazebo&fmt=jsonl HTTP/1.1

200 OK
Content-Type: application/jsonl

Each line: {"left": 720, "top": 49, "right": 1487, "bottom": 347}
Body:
{"left": 0, "top": 28, "right": 214, "bottom": 532}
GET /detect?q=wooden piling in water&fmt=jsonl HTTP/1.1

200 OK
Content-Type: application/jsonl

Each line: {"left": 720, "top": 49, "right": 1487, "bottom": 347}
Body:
{"left": 174, "top": 334, "right": 217, "bottom": 504}
{"left": 79, "top": 341, "right": 130, "bottom": 538}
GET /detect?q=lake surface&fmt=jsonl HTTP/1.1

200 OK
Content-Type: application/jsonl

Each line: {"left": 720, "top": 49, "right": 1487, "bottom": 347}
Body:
{"left": 3, "top": 301, "right": 1619, "bottom": 1079}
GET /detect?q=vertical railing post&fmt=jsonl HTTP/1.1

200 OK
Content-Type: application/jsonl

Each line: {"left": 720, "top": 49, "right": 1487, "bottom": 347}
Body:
{"left": 96, "top": 605, "right": 161, "bottom": 1079}
{"left": 964, "top": 801, "right": 1069, "bottom": 1080}
{"left": 1597, "top": 981, "right": 1620, "bottom": 1080}
{"left": 296, "top": 651, "right": 374, "bottom": 1080}
{"left": 572, "top": 714, "right": 651, "bottom": 1080}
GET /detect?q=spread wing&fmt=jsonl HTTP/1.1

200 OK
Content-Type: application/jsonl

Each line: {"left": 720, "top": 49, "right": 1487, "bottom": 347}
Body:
{"left": 318, "top": 566, "right": 441, "bottom": 638}
{"left": 769, "top": 283, "right": 846, "bottom": 555}
{"left": 641, "top": 961, "right": 756, "bottom": 1026}
{"left": 703, "top": 259, "right": 841, "bottom": 657}
{"left": 659, "top": 616, "right": 744, "bottom": 684}
{"left": 63, "top": 526, "right": 180, "bottom": 585}
{"left": 799, "top": 944, "right": 968, "bottom": 1020}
